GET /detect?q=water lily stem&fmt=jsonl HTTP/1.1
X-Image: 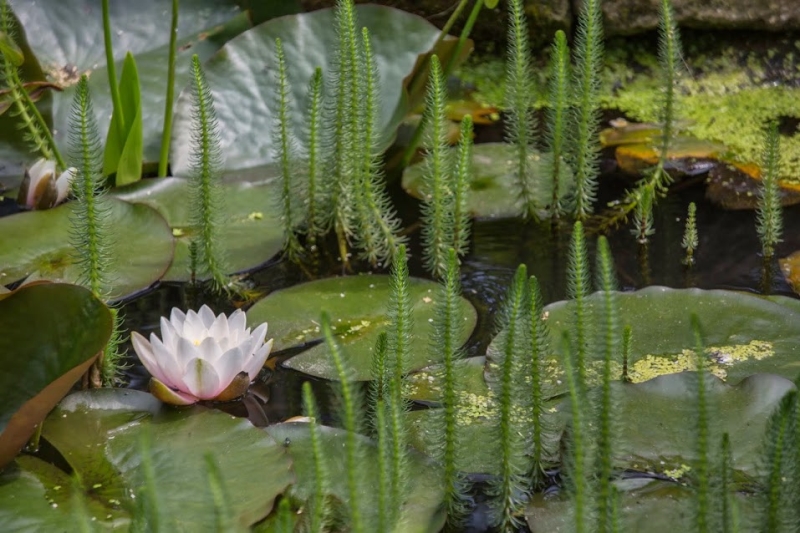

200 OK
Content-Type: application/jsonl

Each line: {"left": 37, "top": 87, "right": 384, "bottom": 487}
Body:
{"left": 158, "top": 0, "right": 179, "bottom": 177}
{"left": 102, "top": 0, "right": 126, "bottom": 141}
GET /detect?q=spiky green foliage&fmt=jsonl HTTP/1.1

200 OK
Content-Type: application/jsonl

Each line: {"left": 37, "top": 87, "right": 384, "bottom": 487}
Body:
{"left": 570, "top": 0, "right": 603, "bottom": 219}
{"left": 621, "top": 325, "right": 632, "bottom": 383}
{"left": 719, "top": 433, "right": 736, "bottom": 533}
{"left": 302, "top": 382, "right": 330, "bottom": 533}
{"left": 68, "top": 75, "right": 110, "bottom": 298}
{"left": 188, "top": 54, "right": 229, "bottom": 293}
{"left": 421, "top": 55, "right": 455, "bottom": 277}
{"left": 759, "top": 391, "right": 797, "bottom": 533}
{"left": 352, "top": 27, "right": 405, "bottom": 266}
{"left": 431, "top": 249, "right": 468, "bottom": 522}
{"left": 757, "top": 121, "right": 783, "bottom": 258}
{"left": 374, "top": 399, "right": 391, "bottom": 532}
{"left": 504, "top": 0, "right": 537, "bottom": 219}
{"left": 682, "top": 202, "right": 698, "bottom": 266}
{"left": 562, "top": 332, "right": 594, "bottom": 533}
{"left": 274, "top": 38, "right": 304, "bottom": 262}
{"left": 0, "top": 1, "right": 64, "bottom": 168}
{"left": 304, "top": 67, "right": 327, "bottom": 249}
{"left": 595, "top": 236, "right": 619, "bottom": 533}
{"left": 567, "top": 220, "right": 591, "bottom": 388}
{"left": 489, "top": 264, "right": 530, "bottom": 531}
{"left": 544, "top": 30, "right": 570, "bottom": 220}
{"left": 101, "top": 308, "right": 128, "bottom": 387}
{"left": 322, "top": 312, "right": 366, "bottom": 532}
{"left": 274, "top": 498, "right": 294, "bottom": 533}
{"left": 452, "top": 115, "right": 473, "bottom": 258}
{"left": 691, "top": 314, "right": 713, "bottom": 533}
{"left": 369, "top": 332, "right": 390, "bottom": 423}
{"left": 528, "top": 275, "right": 552, "bottom": 485}
{"left": 631, "top": 183, "right": 655, "bottom": 244}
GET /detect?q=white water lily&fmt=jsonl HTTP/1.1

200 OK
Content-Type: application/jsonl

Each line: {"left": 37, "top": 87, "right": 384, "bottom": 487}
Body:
{"left": 131, "top": 305, "right": 273, "bottom": 405}
{"left": 16, "top": 158, "right": 77, "bottom": 210}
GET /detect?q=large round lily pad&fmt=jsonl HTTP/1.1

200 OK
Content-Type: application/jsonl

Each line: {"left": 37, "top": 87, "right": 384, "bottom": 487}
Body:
{"left": 0, "top": 198, "right": 174, "bottom": 301}
{"left": 112, "top": 171, "right": 283, "bottom": 281}
{"left": 247, "top": 275, "right": 477, "bottom": 381}
{"left": 488, "top": 287, "right": 800, "bottom": 394}
{"left": 263, "top": 422, "right": 446, "bottom": 533}
{"left": 170, "top": 4, "right": 467, "bottom": 175}
{"left": 11, "top": 389, "right": 295, "bottom": 531}
{"left": 4, "top": 0, "right": 249, "bottom": 179}
{"left": 0, "top": 283, "right": 112, "bottom": 467}
{"left": 401, "top": 143, "right": 574, "bottom": 219}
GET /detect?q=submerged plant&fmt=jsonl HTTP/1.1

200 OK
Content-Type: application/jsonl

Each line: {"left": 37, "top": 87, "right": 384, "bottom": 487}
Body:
{"left": 187, "top": 54, "right": 230, "bottom": 292}
{"left": 130, "top": 305, "right": 273, "bottom": 405}
{"left": 682, "top": 202, "right": 698, "bottom": 266}
{"left": 504, "top": 0, "right": 537, "bottom": 219}
{"left": 757, "top": 121, "right": 783, "bottom": 259}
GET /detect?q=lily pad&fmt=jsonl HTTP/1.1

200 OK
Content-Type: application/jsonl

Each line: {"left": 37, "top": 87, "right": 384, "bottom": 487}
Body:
{"left": 6, "top": 0, "right": 249, "bottom": 179}
{"left": 401, "top": 143, "right": 574, "bottom": 219}
{"left": 488, "top": 287, "right": 800, "bottom": 394}
{"left": 170, "top": 4, "right": 468, "bottom": 175}
{"left": 246, "top": 275, "right": 477, "bottom": 381}
{"left": 0, "top": 283, "right": 112, "bottom": 467}
{"left": 0, "top": 197, "right": 174, "bottom": 301}
{"left": 611, "top": 372, "right": 794, "bottom": 476}
{"left": 525, "top": 477, "right": 759, "bottom": 532}
{"left": 13, "top": 389, "right": 295, "bottom": 531}
{"left": 112, "top": 171, "right": 283, "bottom": 281}
{"left": 263, "top": 422, "right": 446, "bottom": 533}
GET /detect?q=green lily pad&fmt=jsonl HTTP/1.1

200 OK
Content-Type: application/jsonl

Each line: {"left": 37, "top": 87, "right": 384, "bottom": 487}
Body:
{"left": 6, "top": 0, "right": 249, "bottom": 179}
{"left": 488, "top": 287, "right": 800, "bottom": 395}
{"left": 0, "top": 283, "right": 112, "bottom": 467}
{"left": 0, "top": 198, "right": 174, "bottom": 301}
{"left": 263, "top": 422, "right": 446, "bottom": 533}
{"left": 112, "top": 171, "right": 283, "bottom": 281}
{"left": 18, "top": 389, "right": 295, "bottom": 531}
{"left": 611, "top": 372, "right": 794, "bottom": 476}
{"left": 246, "top": 275, "right": 477, "bottom": 381}
{"left": 525, "top": 477, "right": 759, "bottom": 532}
{"left": 170, "top": 4, "right": 467, "bottom": 175}
{"left": 401, "top": 143, "right": 574, "bottom": 219}
{"left": 405, "top": 356, "right": 489, "bottom": 403}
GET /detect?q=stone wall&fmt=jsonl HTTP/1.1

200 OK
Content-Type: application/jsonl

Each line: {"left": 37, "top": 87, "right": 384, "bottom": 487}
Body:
{"left": 301, "top": 0, "right": 800, "bottom": 48}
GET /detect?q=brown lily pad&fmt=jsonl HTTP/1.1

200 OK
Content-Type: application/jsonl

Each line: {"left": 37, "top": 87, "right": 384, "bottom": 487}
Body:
{"left": 706, "top": 161, "right": 800, "bottom": 210}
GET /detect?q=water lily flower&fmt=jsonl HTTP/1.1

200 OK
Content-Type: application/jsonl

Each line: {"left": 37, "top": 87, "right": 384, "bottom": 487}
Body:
{"left": 131, "top": 305, "right": 273, "bottom": 405}
{"left": 16, "top": 158, "right": 77, "bottom": 210}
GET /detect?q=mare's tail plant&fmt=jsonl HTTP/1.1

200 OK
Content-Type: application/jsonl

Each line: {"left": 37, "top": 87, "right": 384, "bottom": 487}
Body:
{"left": 682, "top": 201, "right": 698, "bottom": 266}
{"left": 756, "top": 121, "right": 783, "bottom": 259}
{"left": 322, "top": 311, "right": 367, "bottom": 532}
{"left": 69, "top": 75, "right": 126, "bottom": 387}
{"left": 544, "top": 30, "right": 571, "bottom": 220}
{"left": 594, "top": 236, "right": 620, "bottom": 533}
{"left": 567, "top": 220, "right": 592, "bottom": 388}
{"left": 0, "top": 1, "right": 64, "bottom": 168}
{"left": 452, "top": 116, "right": 473, "bottom": 258}
{"left": 302, "top": 382, "right": 331, "bottom": 533}
{"left": 569, "top": 0, "right": 603, "bottom": 219}
{"left": 758, "top": 390, "right": 797, "bottom": 532}
{"left": 504, "top": 0, "right": 537, "bottom": 219}
{"left": 187, "top": 54, "right": 230, "bottom": 293}
{"left": 632, "top": 182, "right": 656, "bottom": 244}
{"left": 351, "top": 27, "right": 405, "bottom": 266}
{"left": 303, "top": 67, "right": 327, "bottom": 252}
{"left": 420, "top": 55, "right": 454, "bottom": 277}
{"left": 527, "top": 275, "right": 555, "bottom": 485}
{"left": 432, "top": 249, "right": 469, "bottom": 523}
{"left": 274, "top": 38, "right": 305, "bottom": 262}
{"left": 489, "top": 264, "right": 531, "bottom": 531}
{"left": 691, "top": 314, "right": 716, "bottom": 533}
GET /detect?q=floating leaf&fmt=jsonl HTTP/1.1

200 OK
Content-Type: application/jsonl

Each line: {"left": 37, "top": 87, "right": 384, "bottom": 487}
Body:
{"left": 0, "top": 198, "right": 174, "bottom": 301}
{"left": 263, "top": 422, "right": 446, "bottom": 533}
{"left": 246, "top": 275, "right": 477, "bottom": 381}
{"left": 170, "top": 4, "right": 468, "bottom": 174}
{"left": 112, "top": 171, "right": 284, "bottom": 281}
{"left": 707, "top": 160, "right": 800, "bottom": 209}
{"left": 402, "top": 143, "right": 574, "bottom": 219}
{"left": 0, "top": 283, "right": 112, "bottom": 467}
{"left": 13, "top": 389, "right": 295, "bottom": 530}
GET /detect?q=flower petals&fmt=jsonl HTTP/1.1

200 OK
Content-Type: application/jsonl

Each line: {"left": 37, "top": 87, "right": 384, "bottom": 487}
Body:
{"left": 149, "top": 377, "right": 198, "bottom": 405}
{"left": 244, "top": 338, "right": 273, "bottom": 380}
{"left": 182, "top": 357, "right": 222, "bottom": 399}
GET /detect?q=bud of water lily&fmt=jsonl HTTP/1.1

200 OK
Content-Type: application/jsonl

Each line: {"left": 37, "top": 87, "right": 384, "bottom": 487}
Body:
{"left": 131, "top": 305, "right": 273, "bottom": 405}
{"left": 16, "top": 158, "right": 77, "bottom": 210}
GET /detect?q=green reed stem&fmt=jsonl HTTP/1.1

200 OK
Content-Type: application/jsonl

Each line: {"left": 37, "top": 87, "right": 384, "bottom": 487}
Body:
{"left": 158, "top": 0, "right": 179, "bottom": 177}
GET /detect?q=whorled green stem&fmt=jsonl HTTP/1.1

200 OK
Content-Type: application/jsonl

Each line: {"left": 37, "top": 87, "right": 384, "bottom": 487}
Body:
{"left": 302, "top": 382, "right": 330, "bottom": 533}
{"left": 158, "top": 0, "right": 179, "bottom": 177}
{"left": 682, "top": 202, "right": 698, "bottom": 266}
{"left": 452, "top": 115, "right": 473, "bottom": 258}
{"left": 691, "top": 314, "right": 712, "bottom": 533}
{"left": 304, "top": 67, "right": 326, "bottom": 247}
{"left": 567, "top": 220, "right": 591, "bottom": 390}
{"left": 545, "top": 30, "right": 570, "bottom": 220}
{"left": 757, "top": 120, "right": 783, "bottom": 259}
{"left": 528, "top": 275, "right": 551, "bottom": 485}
